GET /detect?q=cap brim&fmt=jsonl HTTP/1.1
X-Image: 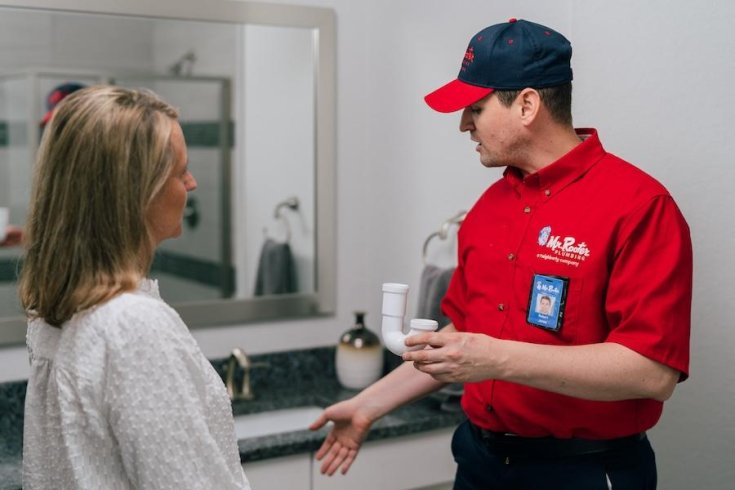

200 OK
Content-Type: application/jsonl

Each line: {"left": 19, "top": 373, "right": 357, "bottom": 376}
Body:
{"left": 424, "top": 79, "right": 494, "bottom": 113}
{"left": 40, "top": 110, "right": 53, "bottom": 128}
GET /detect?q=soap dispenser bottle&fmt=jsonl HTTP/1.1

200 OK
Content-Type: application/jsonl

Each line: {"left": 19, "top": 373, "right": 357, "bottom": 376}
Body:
{"left": 336, "top": 311, "right": 384, "bottom": 390}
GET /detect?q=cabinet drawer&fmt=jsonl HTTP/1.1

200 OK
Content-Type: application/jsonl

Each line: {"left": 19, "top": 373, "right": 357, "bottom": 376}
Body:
{"left": 244, "top": 453, "right": 311, "bottom": 490}
{"left": 312, "top": 428, "right": 456, "bottom": 490}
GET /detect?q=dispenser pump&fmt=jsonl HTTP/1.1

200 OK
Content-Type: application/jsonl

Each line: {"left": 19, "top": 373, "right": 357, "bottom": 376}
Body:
{"left": 335, "top": 311, "right": 383, "bottom": 389}
{"left": 339, "top": 311, "right": 380, "bottom": 349}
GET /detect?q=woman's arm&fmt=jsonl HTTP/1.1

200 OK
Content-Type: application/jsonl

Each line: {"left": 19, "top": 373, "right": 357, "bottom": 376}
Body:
{"left": 104, "top": 299, "right": 250, "bottom": 489}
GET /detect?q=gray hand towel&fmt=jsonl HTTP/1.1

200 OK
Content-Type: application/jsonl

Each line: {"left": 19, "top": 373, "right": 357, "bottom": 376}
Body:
{"left": 254, "top": 238, "right": 298, "bottom": 296}
{"left": 417, "top": 264, "right": 463, "bottom": 401}
{"left": 416, "top": 264, "right": 455, "bottom": 327}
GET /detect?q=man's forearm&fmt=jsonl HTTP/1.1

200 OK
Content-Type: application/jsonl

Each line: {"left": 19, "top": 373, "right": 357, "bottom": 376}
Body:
{"left": 499, "top": 340, "right": 679, "bottom": 402}
{"left": 355, "top": 324, "right": 457, "bottom": 421}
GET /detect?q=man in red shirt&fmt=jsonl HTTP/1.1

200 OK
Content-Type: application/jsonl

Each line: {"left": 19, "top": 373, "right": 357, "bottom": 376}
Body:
{"left": 1, "top": 83, "right": 86, "bottom": 249}
{"left": 311, "top": 18, "right": 692, "bottom": 489}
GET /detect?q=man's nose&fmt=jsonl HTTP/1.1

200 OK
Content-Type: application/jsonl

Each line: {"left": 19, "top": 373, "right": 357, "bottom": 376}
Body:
{"left": 459, "top": 107, "right": 474, "bottom": 132}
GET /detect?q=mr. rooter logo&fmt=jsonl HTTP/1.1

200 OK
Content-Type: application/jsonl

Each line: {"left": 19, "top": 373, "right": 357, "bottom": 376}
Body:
{"left": 537, "top": 226, "right": 591, "bottom": 262}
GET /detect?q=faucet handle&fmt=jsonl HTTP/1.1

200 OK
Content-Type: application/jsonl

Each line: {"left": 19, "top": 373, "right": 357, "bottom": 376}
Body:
{"left": 225, "top": 349, "right": 270, "bottom": 401}
{"left": 229, "top": 347, "right": 249, "bottom": 365}
{"left": 225, "top": 348, "right": 250, "bottom": 400}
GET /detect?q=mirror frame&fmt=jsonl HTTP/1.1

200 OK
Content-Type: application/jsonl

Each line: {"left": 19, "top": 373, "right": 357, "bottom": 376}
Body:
{"left": 0, "top": 0, "right": 336, "bottom": 345}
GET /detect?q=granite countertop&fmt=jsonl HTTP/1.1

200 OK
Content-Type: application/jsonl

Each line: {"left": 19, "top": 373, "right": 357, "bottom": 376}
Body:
{"left": 232, "top": 378, "right": 465, "bottom": 464}
{"left": 0, "top": 347, "right": 465, "bottom": 489}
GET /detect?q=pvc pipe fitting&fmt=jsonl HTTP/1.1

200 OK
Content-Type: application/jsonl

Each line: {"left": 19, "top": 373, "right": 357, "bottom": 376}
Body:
{"left": 381, "top": 283, "right": 438, "bottom": 355}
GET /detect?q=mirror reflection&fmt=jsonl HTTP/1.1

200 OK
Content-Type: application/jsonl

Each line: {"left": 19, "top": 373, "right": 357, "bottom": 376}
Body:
{"left": 0, "top": 6, "right": 319, "bottom": 323}
{"left": 239, "top": 24, "right": 316, "bottom": 299}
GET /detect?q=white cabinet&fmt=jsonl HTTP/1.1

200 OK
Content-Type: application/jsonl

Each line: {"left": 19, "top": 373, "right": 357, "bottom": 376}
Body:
{"left": 244, "top": 453, "right": 311, "bottom": 490}
{"left": 312, "top": 428, "right": 456, "bottom": 490}
{"left": 242, "top": 428, "right": 456, "bottom": 490}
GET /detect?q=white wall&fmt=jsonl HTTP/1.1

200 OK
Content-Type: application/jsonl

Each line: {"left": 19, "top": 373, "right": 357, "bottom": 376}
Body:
{"left": 1, "top": 0, "right": 733, "bottom": 488}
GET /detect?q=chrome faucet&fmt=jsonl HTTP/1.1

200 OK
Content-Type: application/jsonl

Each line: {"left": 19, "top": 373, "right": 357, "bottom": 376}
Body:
{"left": 225, "top": 348, "right": 268, "bottom": 400}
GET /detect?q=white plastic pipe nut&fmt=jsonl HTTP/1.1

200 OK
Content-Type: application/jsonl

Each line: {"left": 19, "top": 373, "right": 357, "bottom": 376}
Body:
{"left": 381, "top": 283, "right": 438, "bottom": 355}
{"left": 381, "top": 282, "right": 409, "bottom": 317}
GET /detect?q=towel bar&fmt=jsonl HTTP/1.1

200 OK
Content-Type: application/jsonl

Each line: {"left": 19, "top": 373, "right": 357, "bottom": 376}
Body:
{"left": 421, "top": 210, "right": 467, "bottom": 265}
{"left": 264, "top": 196, "right": 300, "bottom": 242}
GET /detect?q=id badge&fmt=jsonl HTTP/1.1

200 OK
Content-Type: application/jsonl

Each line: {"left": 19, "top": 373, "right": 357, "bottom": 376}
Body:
{"left": 526, "top": 274, "right": 569, "bottom": 332}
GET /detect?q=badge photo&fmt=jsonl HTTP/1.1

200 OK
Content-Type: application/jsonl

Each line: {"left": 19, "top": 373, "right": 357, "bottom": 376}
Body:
{"left": 527, "top": 274, "right": 569, "bottom": 332}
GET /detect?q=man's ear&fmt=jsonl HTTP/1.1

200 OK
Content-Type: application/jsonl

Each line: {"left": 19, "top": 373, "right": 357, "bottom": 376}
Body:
{"left": 516, "top": 88, "right": 541, "bottom": 126}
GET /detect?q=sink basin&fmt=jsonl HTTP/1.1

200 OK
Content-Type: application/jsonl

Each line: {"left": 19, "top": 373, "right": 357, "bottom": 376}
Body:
{"left": 233, "top": 405, "right": 326, "bottom": 440}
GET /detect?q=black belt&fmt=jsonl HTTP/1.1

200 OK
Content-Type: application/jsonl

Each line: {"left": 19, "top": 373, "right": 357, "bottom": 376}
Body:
{"left": 470, "top": 422, "right": 646, "bottom": 458}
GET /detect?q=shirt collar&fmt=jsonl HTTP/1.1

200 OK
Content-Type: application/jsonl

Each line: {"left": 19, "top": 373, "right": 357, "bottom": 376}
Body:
{"left": 503, "top": 128, "right": 606, "bottom": 196}
{"left": 138, "top": 278, "right": 162, "bottom": 300}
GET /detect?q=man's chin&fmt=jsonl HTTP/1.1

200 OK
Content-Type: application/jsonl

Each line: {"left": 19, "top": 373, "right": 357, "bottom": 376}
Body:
{"left": 479, "top": 159, "right": 503, "bottom": 169}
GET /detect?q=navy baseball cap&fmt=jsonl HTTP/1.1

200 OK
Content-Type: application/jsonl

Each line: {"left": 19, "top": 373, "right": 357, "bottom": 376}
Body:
{"left": 425, "top": 18, "right": 573, "bottom": 113}
{"left": 40, "top": 82, "right": 86, "bottom": 127}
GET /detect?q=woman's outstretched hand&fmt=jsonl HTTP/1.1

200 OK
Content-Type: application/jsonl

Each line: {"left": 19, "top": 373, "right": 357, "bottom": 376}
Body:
{"left": 309, "top": 398, "right": 375, "bottom": 476}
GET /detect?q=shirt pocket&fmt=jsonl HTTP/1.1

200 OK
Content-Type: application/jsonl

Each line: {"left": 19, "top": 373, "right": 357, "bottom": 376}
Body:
{"left": 514, "top": 270, "right": 586, "bottom": 345}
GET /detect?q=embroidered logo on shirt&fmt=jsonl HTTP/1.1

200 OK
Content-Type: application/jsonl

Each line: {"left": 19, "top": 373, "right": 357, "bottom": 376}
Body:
{"left": 538, "top": 226, "right": 552, "bottom": 246}
{"left": 536, "top": 226, "right": 591, "bottom": 268}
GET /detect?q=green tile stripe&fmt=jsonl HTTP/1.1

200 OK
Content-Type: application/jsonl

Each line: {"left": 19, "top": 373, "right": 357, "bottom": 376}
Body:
{"left": 180, "top": 120, "right": 234, "bottom": 148}
{"left": 1, "top": 252, "right": 233, "bottom": 294}
{"left": 0, "top": 120, "right": 233, "bottom": 148}
{"left": 0, "top": 121, "right": 28, "bottom": 146}
{"left": 0, "top": 257, "right": 21, "bottom": 283}
{"left": 152, "top": 249, "right": 234, "bottom": 293}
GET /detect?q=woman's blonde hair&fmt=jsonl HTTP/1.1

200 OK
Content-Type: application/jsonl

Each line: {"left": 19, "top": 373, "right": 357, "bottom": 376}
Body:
{"left": 19, "top": 85, "right": 179, "bottom": 326}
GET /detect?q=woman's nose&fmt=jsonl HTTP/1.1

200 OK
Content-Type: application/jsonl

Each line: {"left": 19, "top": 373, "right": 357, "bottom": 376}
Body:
{"left": 186, "top": 173, "right": 198, "bottom": 192}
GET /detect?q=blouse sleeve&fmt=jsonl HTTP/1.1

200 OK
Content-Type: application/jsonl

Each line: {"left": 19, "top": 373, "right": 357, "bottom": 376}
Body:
{"left": 102, "top": 298, "right": 250, "bottom": 489}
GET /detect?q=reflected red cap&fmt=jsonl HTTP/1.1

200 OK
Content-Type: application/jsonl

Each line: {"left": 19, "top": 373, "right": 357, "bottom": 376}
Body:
{"left": 40, "top": 82, "right": 86, "bottom": 128}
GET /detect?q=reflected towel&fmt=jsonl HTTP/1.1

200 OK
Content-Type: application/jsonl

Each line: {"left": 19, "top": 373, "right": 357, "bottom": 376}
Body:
{"left": 416, "top": 264, "right": 454, "bottom": 327}
{"left": 254, "top": 238, "right": 297, "bottom": 296}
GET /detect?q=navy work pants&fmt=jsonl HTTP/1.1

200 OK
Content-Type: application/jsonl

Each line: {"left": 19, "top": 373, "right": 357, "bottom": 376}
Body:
{"left": 451, "top": 420, "right": 657, "bottom": 490}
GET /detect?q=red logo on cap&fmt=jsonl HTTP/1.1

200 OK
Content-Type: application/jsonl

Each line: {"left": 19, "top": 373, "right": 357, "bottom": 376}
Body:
{"left": 461, "top": 46, "right": 475, "bottom": 72}
{"left": 464, "top": 46, "right": 475, "bottom": 64}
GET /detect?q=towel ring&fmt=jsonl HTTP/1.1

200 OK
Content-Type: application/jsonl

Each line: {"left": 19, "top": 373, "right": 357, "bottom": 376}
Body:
{"left": 421, "top": 210, "right": 467, "bottom": 265}
{"left": 265, "top": 196, "right": 300, "bottom": 243}
{"left": 274, "top": 196, "right": 300, "bottom": 219}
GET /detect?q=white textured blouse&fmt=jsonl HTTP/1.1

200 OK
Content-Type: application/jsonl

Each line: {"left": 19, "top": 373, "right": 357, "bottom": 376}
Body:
{"left": 23, "top": 279, "right": 251, "bottom": 490}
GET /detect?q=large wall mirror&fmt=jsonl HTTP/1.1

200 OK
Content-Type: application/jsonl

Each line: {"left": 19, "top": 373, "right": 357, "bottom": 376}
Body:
{"left": 0, "top": 0, "right": 336, "bottom": 345}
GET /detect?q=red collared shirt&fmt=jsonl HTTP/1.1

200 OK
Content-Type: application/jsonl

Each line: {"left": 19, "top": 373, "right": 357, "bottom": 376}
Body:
{"left": 442, "top": 129, "right": 692, "bottom": 439}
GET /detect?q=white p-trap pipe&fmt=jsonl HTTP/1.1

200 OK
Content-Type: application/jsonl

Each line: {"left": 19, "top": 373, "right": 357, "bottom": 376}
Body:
{"left": 381, "top": 283, "right": 438, "bottom": 355}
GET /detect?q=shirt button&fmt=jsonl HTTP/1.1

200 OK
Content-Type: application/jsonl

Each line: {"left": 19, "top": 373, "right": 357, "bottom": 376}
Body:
{"left": 498, "top": 303, "right": 505, "bottom": 311}
{"left": 544, "top": 189, "right": 551, "bottom": 196}
{"left": 507, "top": 253, "right": 515, "bottom": 261}
{"left": 523, "top": 206, "right": 531, "bottom": 213}
{"left": 486, "top": 404, "right": 494, "bottom": 413}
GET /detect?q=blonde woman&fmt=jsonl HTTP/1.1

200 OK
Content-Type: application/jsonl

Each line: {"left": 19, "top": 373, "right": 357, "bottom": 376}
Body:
{"left": 19, "top": 86, "right": 251, "bottom": 489}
